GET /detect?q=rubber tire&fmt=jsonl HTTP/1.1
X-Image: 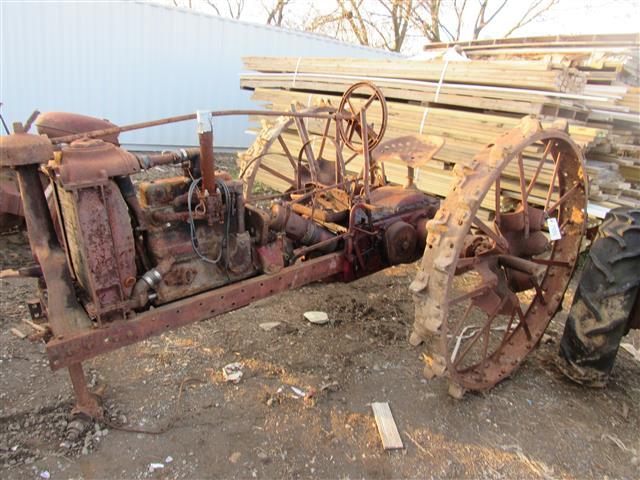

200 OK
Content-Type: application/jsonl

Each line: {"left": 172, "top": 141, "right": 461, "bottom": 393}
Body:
{"left": 559, "top": 208, "right": 640, "bottom": 387}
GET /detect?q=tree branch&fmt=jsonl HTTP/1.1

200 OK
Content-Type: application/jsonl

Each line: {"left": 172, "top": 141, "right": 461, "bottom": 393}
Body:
{"left": 503, "top": 0, "right": 559, "bottom": 37}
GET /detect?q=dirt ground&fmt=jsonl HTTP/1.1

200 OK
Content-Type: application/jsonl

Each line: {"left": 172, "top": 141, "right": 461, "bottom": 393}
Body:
{"left": 1, "top": 234, "right": 639, "bottom": 480}
{"left": 1, "top": 161, "right": 639, "bottom": 479}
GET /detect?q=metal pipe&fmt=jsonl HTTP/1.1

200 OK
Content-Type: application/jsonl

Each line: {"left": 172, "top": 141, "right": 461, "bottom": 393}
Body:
{"left": 135, "top": 148, "right": 200, "bottom": 169}
{"left": 51, "top": 110, "right": 354, "bottom": 145}
{"left": 197, "top": 111, "right": 216, "bottom": 196}
{"left": 130, "top": 257, "right": 176, "bottom": 309}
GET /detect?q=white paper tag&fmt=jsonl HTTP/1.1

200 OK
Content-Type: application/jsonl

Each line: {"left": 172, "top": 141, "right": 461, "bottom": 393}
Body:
{"left": 547, "top": 217, "right": 562, "bottom": 241}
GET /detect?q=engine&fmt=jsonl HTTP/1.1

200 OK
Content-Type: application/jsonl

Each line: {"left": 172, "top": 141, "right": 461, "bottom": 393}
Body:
{"left": 31, "top": 111, "right": 439, "bottom": 327}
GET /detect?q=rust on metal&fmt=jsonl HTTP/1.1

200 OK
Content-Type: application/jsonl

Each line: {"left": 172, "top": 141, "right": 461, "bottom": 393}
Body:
{"left": 46, "top": 252, "right": 346, "bottom": 370}
{"left": 0, "top": 82, "right": 590, "bottom": 416}
{"left": 411, "top": 116, "right": 587, "bottom": 394}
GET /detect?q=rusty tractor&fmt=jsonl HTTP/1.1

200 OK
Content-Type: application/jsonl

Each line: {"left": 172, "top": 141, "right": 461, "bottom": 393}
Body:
{"left": 0, "top": 82, "right": 588, "bottom": 416}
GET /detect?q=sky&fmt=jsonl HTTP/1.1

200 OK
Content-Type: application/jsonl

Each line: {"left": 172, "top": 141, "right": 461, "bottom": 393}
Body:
{"left": 154, "top": 0, "right": 640, "bottom": 55}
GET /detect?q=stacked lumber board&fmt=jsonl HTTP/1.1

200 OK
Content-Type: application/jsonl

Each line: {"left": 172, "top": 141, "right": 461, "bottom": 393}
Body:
{"left": 243, "top": 56, "right": 586, "bottom": 92}
{"left": 240, "top": 47, "right": 639, "bottom": 214}
{"left": 241, "top": 73, "right": 590, "bottom": 118}
{"left": 424, "top": 34, "right": 639, "bottom": 208}
{"left": 423, "top": 33, "right": 639, "bottom": 85}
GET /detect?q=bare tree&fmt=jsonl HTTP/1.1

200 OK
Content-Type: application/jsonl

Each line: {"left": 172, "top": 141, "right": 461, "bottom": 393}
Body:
{"left": 337, "top": 0, "right": 370, "bottom": 46}
{"left": 412, "top": 0, "right": 444, "bottom": 43}
{"left": 165, "top": 0, "right": 562, "bottom": 52}
{"left": 264, "top": 0, "right": 292, "bottom": 26}
{"left": 472, "top": 0, "right": 508, "bottom": 39}
{"left": 373, "top": 0, "right": 413, "bottom": 52}
{"left": 303, "top": 0, "right": 562, "bottom": 51}
{"left": 205, "top": 0, "right": 221, "bottom": 15}
{"left": 170, "top": 0, "right": 244, "bottom": 19}
{"left": 225, "top": 0, "right": 245, "bottom": 19}
{"left": 503, "top": 0, "right": 559, "bottom": 37}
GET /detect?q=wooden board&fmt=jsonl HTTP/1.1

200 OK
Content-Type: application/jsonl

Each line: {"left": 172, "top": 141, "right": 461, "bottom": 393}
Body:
{"left": 371, "top": 402, "right": 404, "bottom": 450}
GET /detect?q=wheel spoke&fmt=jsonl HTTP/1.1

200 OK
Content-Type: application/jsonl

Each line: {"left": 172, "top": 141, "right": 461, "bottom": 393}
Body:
{"left": 502, "top": 310, "right": 517, "bottom": 342}
{"left": 453, "top": 325, "right": 483, "bottom": 366}
{"left": 517, "top": 153, "right": 530, "bottom": 238}
{"left": 473, "top": 216, "right": 508, "bottom": 250}
{"left": 515, "top": 306, "right": 532, "bottom": 340}
{"left": 494, "top": 176, "right": 501, "bottom": 224}
{"left": 450, "top": 302, "right": 475, "bottom": 341}
{"left": 453, "top": 307, "right": 500, "bottom": 367}
{"left": 526, "top": 140, "right": 553, "bottom": 195}
{"left": 347, "top": 98, "right": 358, "bottom": 116}
{"left": 318, "top": 118, "right": 332, "bottom": 160}
{"left": 544, "top": 151, "right": 562, "bottom": 211}
{"left": 348, "top": 121, "right": 359, "bottom": 143}
{"left": 362, "top": 93, "right": 377, "bottom": 110}
{"left": 258, "top": 163, "right": 296, "bottom": 186}
{"left": 531, "top": 278, "right": 546, "bottom": 305}
{"left": 545, "top": 183, "right": 580, "bottom": 216}
{"left": 277, "top": 135, "right": 297, "bottom": 169}
{"left": 449, "top": 283, "right": 491, "bottom": 305}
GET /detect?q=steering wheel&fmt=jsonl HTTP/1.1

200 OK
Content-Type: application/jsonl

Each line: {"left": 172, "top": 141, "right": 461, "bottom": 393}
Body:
{"left": 336, "top": 82, "right": 388, "bottom": 153}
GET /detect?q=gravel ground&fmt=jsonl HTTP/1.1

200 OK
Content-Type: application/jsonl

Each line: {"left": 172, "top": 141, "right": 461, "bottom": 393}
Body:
{"left": 0, "top": 158, "right": 638, "bottom": 479}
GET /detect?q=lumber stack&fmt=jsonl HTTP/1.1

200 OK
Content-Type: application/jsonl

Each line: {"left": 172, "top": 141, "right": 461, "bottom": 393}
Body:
{"left": 430, "top": 34, "right": 640, "bottom": 208}
{"left": 243, "top": 56, "right": 587, "bottom": 93}
{"left": 240, "top": 37, "right": 639, "bottom": 215}
{"left": 424, "top": 33, "right": 639, "bottom": 86}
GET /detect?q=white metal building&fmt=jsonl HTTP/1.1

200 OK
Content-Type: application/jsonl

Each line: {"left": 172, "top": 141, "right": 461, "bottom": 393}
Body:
{"left": 0, "top": 1, "right": 398, "bottom": 150}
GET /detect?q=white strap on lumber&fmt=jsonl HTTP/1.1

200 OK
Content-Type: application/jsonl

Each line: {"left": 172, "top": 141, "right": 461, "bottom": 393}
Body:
{"left": 291, "top": 56, "right": 303, "bottom": 88}
{"left": 416, "top": 59, "right": 449, "bottom": 182}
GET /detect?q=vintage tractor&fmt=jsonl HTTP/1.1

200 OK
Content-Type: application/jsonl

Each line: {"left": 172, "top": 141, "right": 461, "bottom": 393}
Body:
{"left": 0, "top": 82, "right": 588, "bottom": 416}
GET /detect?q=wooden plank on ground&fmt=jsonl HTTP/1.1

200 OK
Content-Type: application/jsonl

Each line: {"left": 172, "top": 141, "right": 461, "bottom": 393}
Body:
{"left": 371, "top": 402, "right": 404, "bottom": 450}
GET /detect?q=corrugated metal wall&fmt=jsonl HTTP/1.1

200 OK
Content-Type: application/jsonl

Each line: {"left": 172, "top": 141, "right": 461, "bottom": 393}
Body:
{"left": 0, "top": 1, "right": 398, "bottom": 150}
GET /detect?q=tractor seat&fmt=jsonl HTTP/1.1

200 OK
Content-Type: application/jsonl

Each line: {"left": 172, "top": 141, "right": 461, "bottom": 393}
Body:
{"left": 372, "top": 134, "right": 445, "bottom": 168}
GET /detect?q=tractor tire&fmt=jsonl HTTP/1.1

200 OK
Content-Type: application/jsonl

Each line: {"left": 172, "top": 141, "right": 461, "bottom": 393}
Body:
{"left": 558, "top": 207, "right": 640, "bottom": 387}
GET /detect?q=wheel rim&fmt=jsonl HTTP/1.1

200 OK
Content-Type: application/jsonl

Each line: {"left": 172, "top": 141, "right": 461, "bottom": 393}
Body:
{"left": 412, "top": 117, "right": 588, "bottom": 391}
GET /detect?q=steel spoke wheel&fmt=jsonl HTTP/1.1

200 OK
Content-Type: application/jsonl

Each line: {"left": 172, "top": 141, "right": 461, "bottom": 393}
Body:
{"left": 239, "top": 107, "right": 336, "bottom": 200}
{"left": 336, "top": 81, "right": 387, "bottom": 153}
{"left": 410, "top": 117, "right": 587, "bottom": 396}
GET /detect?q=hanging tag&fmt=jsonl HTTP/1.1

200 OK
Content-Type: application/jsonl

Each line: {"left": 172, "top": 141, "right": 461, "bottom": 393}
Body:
{"left": 547, "top": 217, "right": 562, "bottom": 241}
